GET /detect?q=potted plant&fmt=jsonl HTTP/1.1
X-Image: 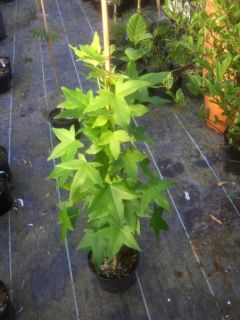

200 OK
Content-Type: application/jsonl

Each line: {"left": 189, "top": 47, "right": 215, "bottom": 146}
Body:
{"left": 187, "top": 42, "right": 240, "bottom": 172}
{"left": 48, "top": 28, "right": 173, "bottom": 292}
{"left": 190, "top": 0, "right": 240, "bottom": 133}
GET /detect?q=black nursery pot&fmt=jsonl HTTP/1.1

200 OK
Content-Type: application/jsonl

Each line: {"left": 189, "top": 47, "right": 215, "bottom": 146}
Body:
{"left": 0, "top": 7, "right": 7, "bottom": 41}
{"left": 88, "top": 249, "right": 139, "bottom": 294}
{"left": 0, "top": 280, "right": 15, "bottom": 320}
{"left": 0, "top": 59, "right": 11, "bottom": 94}
{"left": 224, "top": 132, "right": 240, "bottom": 175}
{"left": 0, "top": 280, "right": 8, "bottom": 318}
{"left": 49, "top": 108, "right": 80, "bottom": 132}
{"left": 0, "top": 146, "right": 11, "bottom": 181}
{"left": 0, "top": 173, "right": 13, "bottom": 216}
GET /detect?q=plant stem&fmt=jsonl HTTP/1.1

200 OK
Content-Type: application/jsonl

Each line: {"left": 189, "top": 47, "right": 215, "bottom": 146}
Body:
{"left": 112, "top": 256, "right": 118, "bottom": 270}
{"left": 113, "top": 4, "right": 117, "bottom": 23}
{"left": 156, "top": 0, "right": 161, "bottom": 19}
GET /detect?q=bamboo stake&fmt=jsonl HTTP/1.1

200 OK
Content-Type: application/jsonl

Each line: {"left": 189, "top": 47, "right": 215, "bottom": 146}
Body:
{"left": 39, "top": 0, "right": 61, "bottom": 96}
{"left": 113, "top": 4, "right": 117, "bottom": 23}
{"left": 137, "top": 0, "right": 141, "bottom": 13}
{"left": 101, "top": 0, "right": 111, "bottom": 72}
{"left": 156, "top": 0, "right": 161, "bottom": 19}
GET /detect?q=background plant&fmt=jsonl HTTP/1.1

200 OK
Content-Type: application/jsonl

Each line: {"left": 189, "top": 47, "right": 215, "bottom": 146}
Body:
{"left": 187, "top": 1, "right": 240, "bottom": 143}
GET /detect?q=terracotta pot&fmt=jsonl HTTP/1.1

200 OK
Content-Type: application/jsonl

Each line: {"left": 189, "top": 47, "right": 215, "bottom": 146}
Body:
{"left": 204, "top": 96, "right": 229, "bottom": 133}
{"left": 205, "top": 0, "right": 216, "bottom": 14}
{"left": 203, "top": 0, "right": 231, "bottom": 134}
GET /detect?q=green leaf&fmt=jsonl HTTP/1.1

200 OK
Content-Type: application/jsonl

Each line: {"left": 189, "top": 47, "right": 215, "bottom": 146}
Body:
{"left": 115, "top": 78, "right": 149, "bottom": 98}
{"left": 140, "top": 179, "right": 173, "bottom": 216}
{"left": 48, "top": 140, "right": 82, "bottom": 160}
{"left": 92, "top": 114, "right": 113, "bottom": 128}
{"left": 48, "top": 166, "right": 69, "bottom": 180}
{"left": 140, "top": 72, "right": 172, "bottom": 87}
{"left": 68, "top": 161, "right": 102, "bottom": 201}
{"left": 150, "top": 206, "right": 169, "bottom": 240}
{"left": 99, "top": 130, "right": 134, "bottom": 160}
{"left": 111, "top": 96, "right": 131, "bottom": 128}
{"left": 77, "top": 230, "right": 108, "bottom": 268}
{"left": 125, "top": 202, "right": 141, "bottom": 235}
{"left": 121, "top": 225, "right": 141, "bottom": 251}
{"left": 129, "top": 104, "right": 148, "bottom": 117}
{"left": 127, "top": 61, "right": 139, "bottom": 79}
{"left": 58, "top": 202, "right": 79, "bottom": 240}
{"left": 125, "top": 48, "right": 144, "bottom": 61}
{"left": 127, "top": 13, "right": 148, "bottom": 46}
{"left": 91, "top": 32, "right": 101, "bottom": 54}
{"left": 52, "top": 126, "right": 76, "bottom": 142}
{"left": 54, "top": 109, "right": 83, "bottom": 121}
{"left": 61, "top": 87, "right": 88, "bottom": 111}
{"left": 84, "top": 90, "right": 114, "bottom": 113}
{"left": 123, "top": 149, "right": 146, "bottom": 182}
{"left": 89, "top": 183, "right": 139, "bottom": 224}
{"left": 70, "top": 38, "right": 104, "bottom": 68}
{"left": 99, "top": 225, "right": 141, "bottom": 259}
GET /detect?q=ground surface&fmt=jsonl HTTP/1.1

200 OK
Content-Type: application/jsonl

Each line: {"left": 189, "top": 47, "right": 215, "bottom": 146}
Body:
{"left": 0, "top": 1, "right": 240, "bottom": 319}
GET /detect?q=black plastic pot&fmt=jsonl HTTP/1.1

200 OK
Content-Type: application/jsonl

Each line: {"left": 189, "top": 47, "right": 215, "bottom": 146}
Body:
{"left": 0, "top": 280, "right": 8, "bottom": 318}
{"left": 0, "top": 173, "right": 13, "bottom": 215}
{"left": 0, "top": 280, "right": 15, "bottom": 320}
{"left": 0, "top": 7, "right": 7, "bottom": 41}
{"left": 224, "top": 132, "right": 240, "bottom": 175}
{"left": 88, "top": 249, "right": 139, "bottom": 293}
{"left": 0, "top": 146, "right": 11, "bottom": 181}
{"left": 0, "top": 59, "right": 11, "bottom": 94}
{"left": 48, "top": 108, "right": 80, "bottom": 132}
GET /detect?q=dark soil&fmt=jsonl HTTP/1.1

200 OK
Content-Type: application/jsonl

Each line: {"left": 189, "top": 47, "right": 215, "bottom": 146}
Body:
{"left": 0, "top": 281, "right": 8, "bottom": 315}
{"left": 90, "top": 247, "right": 139, "bottom": 279}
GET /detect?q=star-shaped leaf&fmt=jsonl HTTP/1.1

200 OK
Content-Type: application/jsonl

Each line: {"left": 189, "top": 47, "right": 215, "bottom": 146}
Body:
{"left": 99, "top": 130, "right": 134, "bottom": 160}
{"left": 139, "top": 179, "right": 173, "bottom": 216}
{"left": 150, "top": 206, "right": 169, "bottom": 240}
